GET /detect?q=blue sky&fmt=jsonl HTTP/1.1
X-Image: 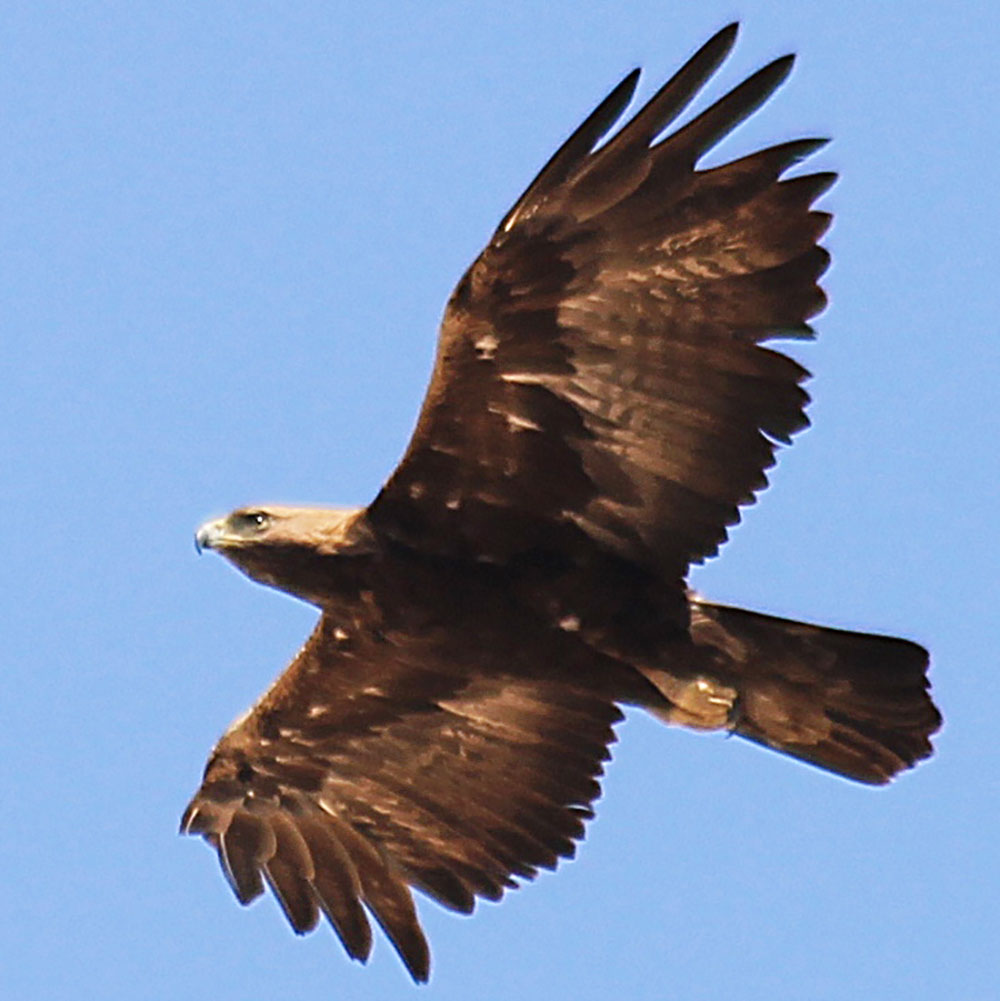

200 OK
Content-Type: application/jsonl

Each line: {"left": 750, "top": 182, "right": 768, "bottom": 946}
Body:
{"left": 4, "top": 2, "right": 998, "bottom": 999}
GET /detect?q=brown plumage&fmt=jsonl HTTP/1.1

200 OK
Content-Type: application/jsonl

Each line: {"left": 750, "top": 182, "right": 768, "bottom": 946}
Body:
{"left": 183, "top": 24, "right": 940, "bottom": 983}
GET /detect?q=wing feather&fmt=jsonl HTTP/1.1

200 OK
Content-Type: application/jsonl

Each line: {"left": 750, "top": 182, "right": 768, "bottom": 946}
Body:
{"left": 597, "top": 23, "right": 739, "bottom": 153}
{"left": 369, "top": 26, "right": 832, "bottom": 575}
{"left": 292, "top": 808, "right": 373, "bottom": 961}
{"left": 646, "top": 54, "right": 795, "bottom": 167}
{"left": 219, "top": 812, "right": 272, "bottom": 904}
{"left": 499, "top": 68, "right": 640, "bottom": 234}
{"left": 315, "top": 803, "right": 432, "bottom": 983}
{"left": 260, "top": 809, "right": 321, "bottom": 933}
{"left": 182, "top": 614, "right": 621, "bottom": 982}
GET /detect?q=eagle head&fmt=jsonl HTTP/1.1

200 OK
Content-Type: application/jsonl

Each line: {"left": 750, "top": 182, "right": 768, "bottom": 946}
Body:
{"left": 195, "top": 505, "right": 375, "bottom": 604}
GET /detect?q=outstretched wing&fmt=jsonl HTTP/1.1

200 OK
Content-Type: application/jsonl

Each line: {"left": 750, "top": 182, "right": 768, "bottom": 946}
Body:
{"left": 369, "top": 23, "right": 832, "bottom": 576}
{"left": 181, "top": 614, "right": 621, "bottom": 982}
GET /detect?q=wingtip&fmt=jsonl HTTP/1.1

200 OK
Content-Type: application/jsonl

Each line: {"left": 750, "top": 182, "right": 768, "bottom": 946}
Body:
{"left": 399, "top": 938, "right": 432, "bottom": 984}
{"left": 796, "top": 136, "right": 832, "bottom": 159}
{"left": 616, "top": 66, "right": 642, "bottom": 101}
{"left": 769, "top": 52, "right": 797, "bottom": 82}
{"left": 696, "top": 22, "right": 740, "bottom": 72}
{"left": 622, "top": 17, "right": 742, "bottom": 88}
{"left": 717, "top": 21, "right": 740, "bottom": 45}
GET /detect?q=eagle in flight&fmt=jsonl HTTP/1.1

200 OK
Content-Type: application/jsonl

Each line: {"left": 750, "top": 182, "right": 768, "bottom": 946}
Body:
{"left": 182, "top": 24, "right": 940, "bottom": 983}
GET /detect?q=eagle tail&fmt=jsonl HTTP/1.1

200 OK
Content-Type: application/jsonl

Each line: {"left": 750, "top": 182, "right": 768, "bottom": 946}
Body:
{"left": 685, "top": 599, "right": 941, "bottom": 784}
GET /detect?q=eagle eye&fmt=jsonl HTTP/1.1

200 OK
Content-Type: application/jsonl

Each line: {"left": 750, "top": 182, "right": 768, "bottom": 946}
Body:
{"left": 232, "top": 510, "right": 270, "bottom": 534}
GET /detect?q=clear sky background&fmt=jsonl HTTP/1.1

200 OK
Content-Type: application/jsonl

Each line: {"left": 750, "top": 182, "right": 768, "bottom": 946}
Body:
{"left": 4, "top": 2, "right": 998, "bottom": 999}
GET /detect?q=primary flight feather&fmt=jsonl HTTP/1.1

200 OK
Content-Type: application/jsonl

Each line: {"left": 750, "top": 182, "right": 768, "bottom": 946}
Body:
{"left": 182, "top": 24, "right": 940, "bottom": 983}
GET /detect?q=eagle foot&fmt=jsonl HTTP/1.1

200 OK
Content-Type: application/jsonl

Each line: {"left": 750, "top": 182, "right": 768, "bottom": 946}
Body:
{"left": 645, "top": 671, "right": 739, "bottom": 732}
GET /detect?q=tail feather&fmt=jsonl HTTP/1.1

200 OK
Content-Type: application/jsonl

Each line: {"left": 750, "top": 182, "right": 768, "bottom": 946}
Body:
{"left": 688, "top": 599, "right": 941, "bottom": 784}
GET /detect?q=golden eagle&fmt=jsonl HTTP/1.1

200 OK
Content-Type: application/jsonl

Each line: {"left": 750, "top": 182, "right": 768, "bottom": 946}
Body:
{"left": 182, "top": 24, "right": 940, "bottom": 983}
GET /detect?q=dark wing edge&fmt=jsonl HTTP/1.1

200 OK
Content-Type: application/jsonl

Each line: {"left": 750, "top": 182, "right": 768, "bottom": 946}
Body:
{"left": 181, "top": 615, "right": 623, "bottom": 982}
{"left": 369, "top": 23, "right": 835, "bottom": 575}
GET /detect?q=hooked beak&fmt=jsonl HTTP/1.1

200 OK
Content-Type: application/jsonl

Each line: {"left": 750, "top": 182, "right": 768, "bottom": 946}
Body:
{"left": 194, "top": 518, "right": 227, "bottom": 554}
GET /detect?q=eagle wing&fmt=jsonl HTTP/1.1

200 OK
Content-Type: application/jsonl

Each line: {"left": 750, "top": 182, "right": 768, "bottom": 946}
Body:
{"left": 180, "top": 614, "right": 622, "bottom": 982}
{"left": 369, "top": 24, "right": 832, "bottom": 577}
